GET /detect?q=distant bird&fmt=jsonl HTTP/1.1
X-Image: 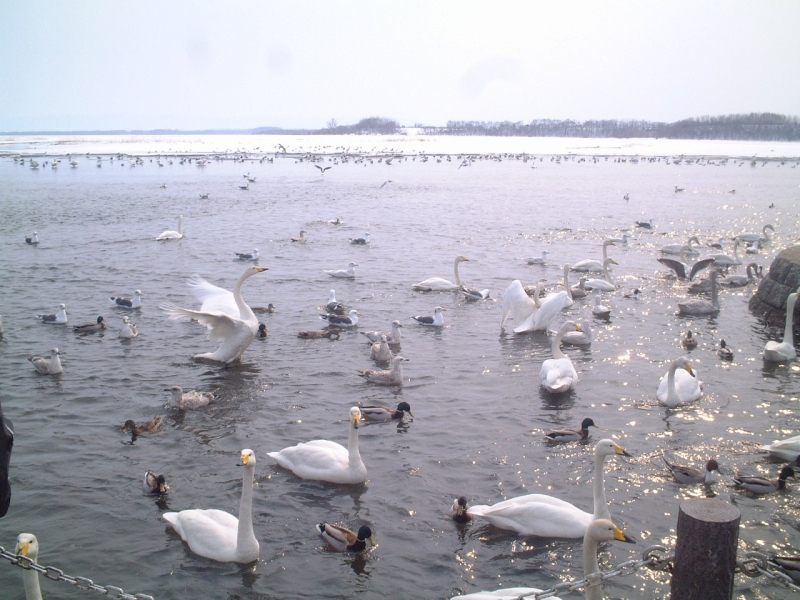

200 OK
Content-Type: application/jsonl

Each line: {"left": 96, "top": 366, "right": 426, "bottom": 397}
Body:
{"left": 329, "top": 217, "right": 343, "bottom": 225}
{"left": 239, "top": 183, "right": 249, "bottom": 190}
{"left": 360, "top": 320, "right": 403, "bottom": 344}
{"left": 316, "top": 523, "right": 374, "bottom": 552}
{"left": 28, "top": 348, "right": 63, "bottom": 374}
{"left": 320, "top": 309, "right": 360, "bottom": 328}
{"left": 350, "top": 232, "right": 370, "bottom": 245}
{"left": 144, "top": 471, "right": 169, "bottom": 495}
{"left": 110, "top": 290, "right": 144, "bottom": 309}
{"left": 635, "top": 219, "right": 654, "bottom": 229}
{"left": 451, "top": 497, "right": 472, "bottom": 523}
{"left": 297, "top": 330, "right": 340, "bottom": 340}
{"left": 120, "top": 417, "right": 163, "bottom": 435}
{"left": 119, "top": 316, "right": 138, "bottom": 338}
{"left": 291, "top": 230, "right": 307, "bottom": 242}
{"left": 380, "top": 180, "right": 393, "bottom": 188}
{"left": 73, "top": 316, "right": 105, "bottom": 333}
{"left": 25, "top": 231, "right": 39, "bottom": 244}
{"left": 369, "top": 334, "right": 393, "bottom": 362}
{"left": 412, "top": 306, "right": 445, "bottom": 326}
{"left": 360, "top": 402, "right": 413, "bottom": 422}
{"left": 357, "top": 355, "right": 407, "bottom": 386}
{"left": 38, "top": 303, "right": 68, "bottom": 324}
{"left": 681, "top": 330, "right": 698, "bottom": 350}
{"left": 256, "top": 323, "right": 267, "bottom": 338}
{"left": 663, "top": 457, "right": 721, "bottom": 484}
{"left": 674, "top": 185, "right": 685, "bottom": 192}
{"left": 315, "top": 165, "right": 332, "bottom": 174}
{"left": 544, "top": 417, "right": 597, "bottom": 443}
{"left": 591, "top": 294, "right": 611, "bottom": 319}
{"left": 165, "top": 385, "right": 216, "bottom": 410}
{"left": 235, "top": 249, "right": 259, "bottom": 261}
{"left": 623, "top": 192, "right": 630, "bottom": 201}
{"left": 199, "top": 193, "right": 210, "bottom": 199}
{"left": 156, "top": 215, "right": 184, "bottom": 240}
{"left": 324, "top": 262, "right": 357, "bottom": 278}
{"left": 717, "top": 339, "right": 733, "bottom": 360}
{"left": 526, "top": 250, "right": 548, "bottom": 265}
{"left": 623, "top": 288, "right": 641, "bottom": 299}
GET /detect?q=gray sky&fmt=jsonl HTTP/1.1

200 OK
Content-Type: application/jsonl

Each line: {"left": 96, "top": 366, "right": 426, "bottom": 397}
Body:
{"left": 1, "top": 0, "right": 798, "bottom": 131}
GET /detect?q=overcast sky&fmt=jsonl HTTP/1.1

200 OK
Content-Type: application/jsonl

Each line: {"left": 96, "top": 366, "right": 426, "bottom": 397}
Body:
{"left": 1, "top": 1, "right": 798, "bottom": 131}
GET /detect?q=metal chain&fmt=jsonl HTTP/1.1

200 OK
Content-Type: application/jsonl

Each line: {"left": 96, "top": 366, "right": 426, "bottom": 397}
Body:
{"left": 738, "top": 551, "right": 800, "bottom": 593}
{"left": 0, "top": 545, "right": 155, "bottom": 600}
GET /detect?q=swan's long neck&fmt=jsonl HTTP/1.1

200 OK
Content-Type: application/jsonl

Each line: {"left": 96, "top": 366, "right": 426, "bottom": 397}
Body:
{"left": 23, "top": 566, "right": 42, "bottom": 600}
{"left": 732, "top": 240, "right": 740, "bottom": 260}
{"left": 233, "top": 270, "right": 256, "bottom": 321}
{"left": 601, "top": 241, "right": 610, "bottom": 261}
{"left": 667, "top": 362, "right": 679, "bottom": 404}
{"left": 603, "top": 262, "right": 615, "bottom": 285}
{"left": 533, "top": 281, "right": 544, "bottom": 308}
{"left": 563, "top": 265, "right": 573, "bottom": 301}
{"left": 552, "top": 325, "right": 569, "bottom": 360}
{"left": 453, "top": 259, "right": 462, "bottom": 287}
{"left": 592, "top": 452, "right": 610, "bottom": 521}
{"left": 746, "top": 263, "right": 756, "bottom": 279}
{"left": 237, "top": 464, "right": 257, "bottom": 557}
{"left": 710, "top": 273, "right": 719, "bottom": 308}
{"left": 783, "top": 294, "right": 798, "bottom": 345}
{"left": 583, "top": 534, "right": 603, "bottom": 600}
{"left": 348, "top": 421, "right": 364, "bottom": 471}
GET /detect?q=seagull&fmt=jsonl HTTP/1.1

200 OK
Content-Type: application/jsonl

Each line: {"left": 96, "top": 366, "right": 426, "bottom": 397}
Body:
{"left": 623, "top": 192, "right": 630, "bottom": 201}
{"left": 325, "top": 290, "right": 346, "bottom": 315}
{"left": 25, "top": 232, "right": 39, "bottom": 244}
{"left": 350, "top": 233, "right": 370, "bottom": 245}
{"left": 324, "top": 262, "right": 357, "bottom": 278}
{"left": 38, "top": 303, "right": 68, "bottom": 324}
{"left": 411, "top": 306, "right": 445, "bottom": 326}
{"left": 635, "top": 219, "right": 654, "bottom": 229}
{"left": 675, "top": 185, "right": 685, "bottom": 192}
{"left": 291, "top": 230, "right": 307, "bottom": 243}
{"left": 315, "top": 165, "right": 332, "bottom": 174}
{"left": 320, "top": 309, "right": 360, "bottom": 327}
{"left": 380, "top": 180, "right": 393, "bottom": 188}
{"left": 235, "top": 249, "right": 259, "bottom": 261}
{"left": 110, "top": 290, "right": 144, "bottom": 309}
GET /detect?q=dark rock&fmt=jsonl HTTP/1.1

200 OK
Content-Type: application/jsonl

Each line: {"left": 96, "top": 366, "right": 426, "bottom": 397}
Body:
{"left": 749, "top": 246, "right": 800, "bottom": 329}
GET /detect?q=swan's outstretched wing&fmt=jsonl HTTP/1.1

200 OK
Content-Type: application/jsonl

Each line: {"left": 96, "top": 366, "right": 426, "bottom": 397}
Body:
{"left": 161, "top": 302, "right": 240, "bottom": 343}
{"left": 501, "top": 280, "right": 537, "bottom": 330}
{"left": 657, "top": 258, "right": 688, "bottom": 279}
{"left": 186, "top": 275, "right": 238, "bottom": 316}
{"left": 689, "top": 258, "right": 716, "bottom": 281}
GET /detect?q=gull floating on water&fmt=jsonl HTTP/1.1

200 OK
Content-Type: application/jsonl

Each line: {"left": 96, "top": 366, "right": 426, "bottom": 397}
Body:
{"left": 361, "top": 320, "right": 402, "bottom": 344}
{"left": 38, "top": 303, "right": 68, "bottom": 324}
{"left": 28, "top": 348, "right": 63, "bottom": 374}
{"left": 110, "top": 290, "right": 144, "bottom": 309}
{"left": 165, "top": 385, "right": 216, "bottom": 410}
{"left": 357, "top": 355, "right": 407, "bottom": 386}
{"left": 324, "top": 262, "right": 357, "bottom": 278}
{"left": 412, "top": 306, "right": 445, "bottom": 326}
{"left": 235, "top": 249, "right": 259, "bottom": 261}
{"left": 25, "top": 232, "right": 39, "bottom": 244}
{"left": 321, "top": 309, "right": 360, "bottom": 327}
{"left": 119, "top": 316, "right": 138, "bottom": 338}
{"left": 350, "top": 232, "right": 370, "bottom": 245}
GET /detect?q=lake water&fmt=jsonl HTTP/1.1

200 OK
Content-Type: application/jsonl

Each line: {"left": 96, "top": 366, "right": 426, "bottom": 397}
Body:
{"left": 1, "top": 134, "right": 799, "bottom": 599}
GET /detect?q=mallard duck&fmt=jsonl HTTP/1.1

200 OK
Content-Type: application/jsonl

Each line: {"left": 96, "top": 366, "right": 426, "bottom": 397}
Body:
{"left": 119, "top": 316, "right": 138, "bottom": 339}
{"left": 656, "top": 357, "right": 702, "bottom": 408}
{"left": 110, "top": 289, "right": 144, "bottom": 309}
{"left": 252, "top": 303, "right": 276, "bottom": 314}
{"left": 163, "top": 449, "right": 259, "bottom": 563}
{"left": 120, "top": 417, "right": 163, "bottom": 435}
{"left": 663, "top": 457, "right": 721, "bottom": 484}
{"left": 73, "top": 316, "right": 105, "bottom": 333}
{"left": 266, "top": 407, "right": 367, "bottom": 484}
{"left": 412, "top": 306, "right": 445, "bottom": 326}
{"left": 317, "top": 523, "right": 375, "bottom": 552}
{"left": 717, "top": 339, "right": 733, "bottom": 360}
{"left": 256, "top": 323, "right": 267, "bottom": 338}
{"left": 734, "top": 465, "right": 796, "bottom": 494}
{"left": 38, "top": 303, "right": 68, "bottom": 324}
{"left": 544, "top": 417, "right": 597, "bottom": 443}
{"left": 144, "top": 471, "right": 169, "bottom": 494}
{"left": 357, "top": 355, "right": 407, "bottom": 386}
{"left": 360, "top": 402, "right": 413, "bottom": 422}
{"left": 15, "top": 533, "right": 42, "bottom": 600}
{"left": 681, "top": 330, "right": 698, "bottom": 350}
{"left": 450, "top": 497, "right": 472, "bottom": 523}
{"left": 360, "top": 320, "right": 402, "bottom": 344}
{"left": 165, "top": 386, "right": 216, "bottom": 410}
{"left": 320, "top": 309, "right": 360, "bottom": 327}
{"left": 412, "top": 256, "right": 469, "bottom": 291}
{"left": 28, "top": 348, "right": 63, "bottom": 374}
{"left": 369, "top": 334, "right": 393, "bottom": 362}
{"left": 298, "top": 330, "right": 340, "bottom": 340}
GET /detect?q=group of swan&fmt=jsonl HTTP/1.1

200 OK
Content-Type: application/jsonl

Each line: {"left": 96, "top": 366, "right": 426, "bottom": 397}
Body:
{"left": 161, "top": 265, "right": 267, "bottom": 363}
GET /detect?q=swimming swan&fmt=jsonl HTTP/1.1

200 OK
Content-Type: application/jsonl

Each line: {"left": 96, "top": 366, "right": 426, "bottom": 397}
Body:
{"left": 156, "top": 215, "right": 184, "bottom": 240}
{"left": 540, "top": 321, "right": 580, "bottom": 393}
{"left": 160, "top": 265, "right": 267, "bottom": 363}
{"left": 764, "top": 290, "right": 800, "bottom": 362}
{"left": 163, "top": 449, "right": 259, "bottom": 563}
{"left": 267, "top": 407, "right": 367, "bottom": 484}
{"left": 412, "top": 256, "right": 469, "bottom": 291}
{"left": 572, "top": 240, "right": 615, "bottom": 272}
{"left": 16, "top": 533, "right": 43, "bottom": 600}
{"left": 466, "top": 439, "right": 631, "bottom": 538}
{"left": 656, "top": 357, "right": 702, "bottom": 408}
{"left": 583, "top": 258, "right": 618, "bottom": 291}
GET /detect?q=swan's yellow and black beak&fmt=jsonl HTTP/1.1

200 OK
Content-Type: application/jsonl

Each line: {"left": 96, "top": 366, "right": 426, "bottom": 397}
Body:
{"left": 613, "top": 526, "right": 636, "bottom": 544}
{"left": 351, "top": 412, "right": 362, "bottom": 429}
{"left": 239, "top": 452, "right": 251, "bottom": 466}
{"left": 575, "top": 323, "right": 583, "bottom": 332}
{"left": 254, "top": 266, "right": 267, "bottom": 273}
{"left": 614, "top": 443, "right": 632, "bottom": 458}
{"left": 685, "top": 364, "right": 695, "bottom": 377}
{"left": 16, "top": 541, "right": 30, "bottom": 556}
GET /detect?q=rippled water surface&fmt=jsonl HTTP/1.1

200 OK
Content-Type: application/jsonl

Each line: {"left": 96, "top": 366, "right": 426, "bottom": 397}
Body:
{"left": 1, "top": 136, "right": 800, "bottom": 599}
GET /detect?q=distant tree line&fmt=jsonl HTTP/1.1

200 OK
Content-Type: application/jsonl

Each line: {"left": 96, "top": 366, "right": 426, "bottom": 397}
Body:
{"left": 320, "top": 116, "right": 400, "bottom": 135}
{"left": 419, "top": 113, "right": 800, "bottom": 141}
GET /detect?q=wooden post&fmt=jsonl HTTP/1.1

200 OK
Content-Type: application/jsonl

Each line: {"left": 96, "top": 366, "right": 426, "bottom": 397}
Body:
{"left": 671, "top": 498, "right": 741, "bottom": 600}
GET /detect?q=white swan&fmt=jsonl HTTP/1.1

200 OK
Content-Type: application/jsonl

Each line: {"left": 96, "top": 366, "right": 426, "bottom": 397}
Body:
{"left": 658, "top": 247, "right": 715, "bottom": 281}
{"left": 737, "top": 224, "right": 774, "bottom": 244}
{"left": 764, "top": 289, "right": 800, "bottom": 362}
{"left": 466, "top": 439, "right": 631, "bottom": 538}
{"left": 710, "top": 239, "right": 742, "bottom": 267}
{"left": 571, "top": 240, "right": 615, "bottom": 272}
{"left": 560, "top": 264, "right": 575, "bottom": 307}
{"left": 540, "top": 321, "right": 580, "bottom": 393}
{"left": 412, "top": 256, "right": 469, "bottom": 291}
{"left": 163, "top": 449, "right": 259, "bottom": 563}
{"left": 451, "top": 518, "right": 635, "bottom": 600}
{"left": 514, "top": 287, "right": 570, "bottom": 334}
{"left": 678, "top": 270, "right": 720, "bottom": 316}
{"left": 583, "top": 258, "right": 617, "bottom": 291}
{"left": 156, "top": 215, "right": 184, "bottom": 240}
{"left": 160, "top": 265, "right": 267, "bottom": 363}
{"left": 656, "top": 357, "right": 702, "bottom": 408}
{"left": 28, "top": 348, "right": 62, "bottom": 375}
{"left": 761, "top": 433, "right": 800, "bottom": 461}
{"left": 719, "top": 262, "right": 760, "bottom": 288}
{"left": 500, "top": 280, "right": 539, "bottom": 331}
{"left": 660, "top": 236, "right": 701, "bottom": 255}
{"left": 561, "top": 319, "right": 593, "bottom": 346}
{"left": 267, "top": 406, "right": 367, "bottom": 484}
{"left": 16, "top": 533, "right": 42, "bottom": 600}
